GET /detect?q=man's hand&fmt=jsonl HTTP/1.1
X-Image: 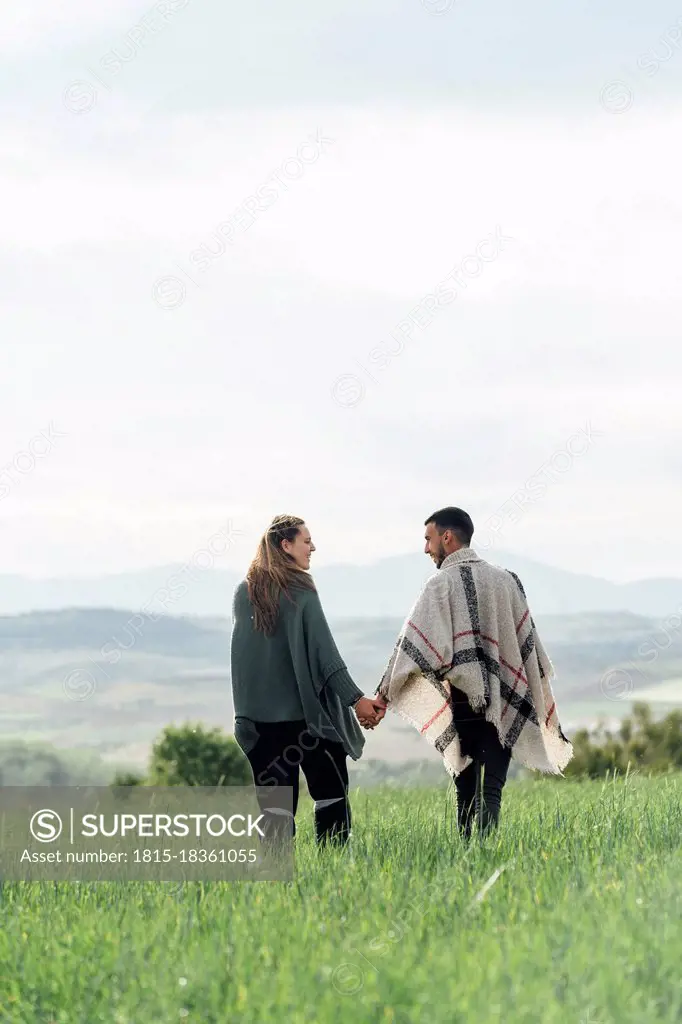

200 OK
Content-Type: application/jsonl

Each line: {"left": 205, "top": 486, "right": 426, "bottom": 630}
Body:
{"left": 354, "top": 695, "right": 388, "bottom": 730}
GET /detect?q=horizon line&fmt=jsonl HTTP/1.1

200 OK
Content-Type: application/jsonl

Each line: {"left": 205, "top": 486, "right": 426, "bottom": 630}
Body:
{"left": 2, "top": 548, "right": 678, "bottom": 587}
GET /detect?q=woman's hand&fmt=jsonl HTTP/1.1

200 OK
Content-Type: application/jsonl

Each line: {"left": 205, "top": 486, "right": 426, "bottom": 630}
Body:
{"left": 354, "top": 695, "right": 388, "bottom": 730}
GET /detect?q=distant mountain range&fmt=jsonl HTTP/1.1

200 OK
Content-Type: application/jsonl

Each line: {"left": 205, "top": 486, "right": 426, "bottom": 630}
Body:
{"left": 1, "top": 549, "right": 681, "bottom": 619}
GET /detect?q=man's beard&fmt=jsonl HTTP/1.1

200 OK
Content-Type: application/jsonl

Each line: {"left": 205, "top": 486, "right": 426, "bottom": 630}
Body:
{"left": 435, "top": 542, "right": 447, "bottom": 568}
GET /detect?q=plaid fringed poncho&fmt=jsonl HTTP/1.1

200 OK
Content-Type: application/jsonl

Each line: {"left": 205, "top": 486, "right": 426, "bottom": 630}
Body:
{"left": 376, "top": 547, "right": 573, "bottom": 778}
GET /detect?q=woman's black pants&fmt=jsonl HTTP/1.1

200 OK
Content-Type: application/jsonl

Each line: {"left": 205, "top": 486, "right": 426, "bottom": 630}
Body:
{"left": 245, "top": 720, "right": 351, "bottom": 846}
{"left": 451, "top": 686, "right": 512, "bottom": 839}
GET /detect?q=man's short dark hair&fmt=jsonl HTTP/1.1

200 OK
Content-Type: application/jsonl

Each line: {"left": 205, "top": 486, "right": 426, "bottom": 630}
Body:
{"left": 425, "top": 507, "right": 474, "bottom": 545}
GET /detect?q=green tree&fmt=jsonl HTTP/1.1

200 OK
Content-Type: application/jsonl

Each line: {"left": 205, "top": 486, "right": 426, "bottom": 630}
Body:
{"left": 111, "top": 770, "right": 146, "bottom": 786}
{"left": 0, "top": 740, "right": 111, "bottom": 786}
{"left": 563, "top": 702, "right": 682, "bottom": 779}
{"left": 148, "top": 723, "right": 251, "bottom": 787}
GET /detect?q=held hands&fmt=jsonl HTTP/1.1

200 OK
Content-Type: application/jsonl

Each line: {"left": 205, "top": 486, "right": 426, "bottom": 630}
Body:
{"left": 354, "top": 694, "right": 388, "bottom": 730}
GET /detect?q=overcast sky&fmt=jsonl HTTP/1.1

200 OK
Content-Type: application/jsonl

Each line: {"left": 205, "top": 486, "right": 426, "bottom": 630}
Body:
{"left": 2, "top": 0, "right": 682, "bottom": 583}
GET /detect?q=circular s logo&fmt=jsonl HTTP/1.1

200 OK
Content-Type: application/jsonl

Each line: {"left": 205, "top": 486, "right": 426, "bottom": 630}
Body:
{"left": 30, "top": 809, "right": 63, "bottom": 842}
{"left": 599, "top": 668, "right": 634, "bottom": 701}
{"left": 331, "top": 374, "right": 365, "bottom": 409}
{"left": 332, "top": 963, "right": 364, "bottom": 995}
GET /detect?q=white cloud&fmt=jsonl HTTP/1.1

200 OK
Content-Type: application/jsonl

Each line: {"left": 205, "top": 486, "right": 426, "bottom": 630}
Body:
{"left": 1, "top": 100, "right": 681, "bottom": 581}
{"left": 4, "top": 105, "right": 682, "bottom": 303}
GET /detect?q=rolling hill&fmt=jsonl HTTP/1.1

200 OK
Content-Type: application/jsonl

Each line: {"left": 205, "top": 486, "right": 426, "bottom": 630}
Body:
{"left": 1, "top": 605, "right": 680, "bottom": 772}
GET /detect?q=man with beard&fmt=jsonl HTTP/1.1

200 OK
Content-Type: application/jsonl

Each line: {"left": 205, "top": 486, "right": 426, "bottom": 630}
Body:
{"left": 375, "top": 507, "right": 572, "bottom": 838}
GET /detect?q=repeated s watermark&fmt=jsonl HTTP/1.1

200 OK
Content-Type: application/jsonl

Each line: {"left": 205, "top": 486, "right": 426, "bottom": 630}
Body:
{"left": 62, "top": 519, "right": 242, "bottom": 702}
{"left": 329, "top": 859, "right": 509, "bottom": 997}
{"left": 153, "top": 130, "right": 334, "bottom": 309}
{"left": 254, "top": 713, "right": 333, "bottom": 786}
{"left": 600, "top": 16, "right": 682, "bottom": 114}
{"left": 475, "top": 422, "right": 603, "bottom": 553}
{"left": 599, "top": 603, "right": 682, "bottom": 701}
{"left": 331, "top": 226, "right": 514, "bottom": 408}
{"left": 63, "top": 0, "right": 192, "bottom": 115}
{"left": 0, "top": 422, "right": 67, "bottom": 502}
{"left": 421, "top": 0, "right": 457, "bottom": 15}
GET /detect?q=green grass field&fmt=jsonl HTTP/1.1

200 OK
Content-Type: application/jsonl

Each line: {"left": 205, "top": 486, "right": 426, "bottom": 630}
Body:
{"left": 1, "top": 775, "right": 681, "bottom": 1023}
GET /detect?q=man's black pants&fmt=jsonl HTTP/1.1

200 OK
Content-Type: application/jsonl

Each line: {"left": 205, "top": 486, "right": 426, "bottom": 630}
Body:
{"left": 451, "top": 686, "right": 512, "bottom": 838}
{"left": 244, "top": 720, "right": 351, "bottom": 846}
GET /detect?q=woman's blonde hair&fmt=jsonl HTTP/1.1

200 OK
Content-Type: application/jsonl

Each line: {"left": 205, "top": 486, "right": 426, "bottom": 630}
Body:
{"left": 245, "top": 514, "right": 315, "bottom": 635}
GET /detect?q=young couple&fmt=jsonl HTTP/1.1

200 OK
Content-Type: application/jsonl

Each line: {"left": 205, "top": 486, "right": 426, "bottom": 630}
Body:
{"left": 230, "top": 508, "right": 573, "bottom": 847}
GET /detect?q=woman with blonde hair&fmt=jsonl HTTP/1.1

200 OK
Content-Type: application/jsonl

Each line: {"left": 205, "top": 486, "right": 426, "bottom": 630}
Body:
{"left": 230, "top": 514, "right": 385, "bottom": 845}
